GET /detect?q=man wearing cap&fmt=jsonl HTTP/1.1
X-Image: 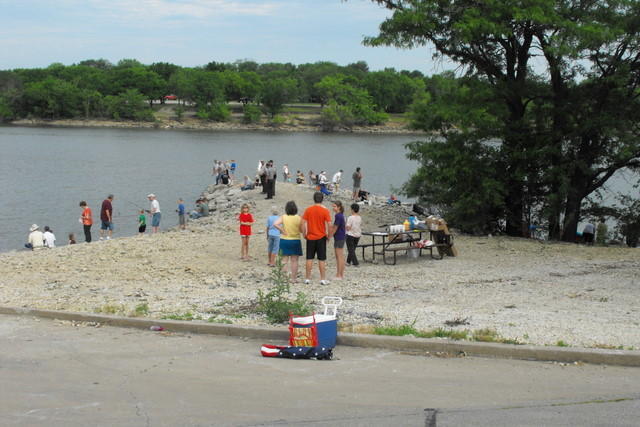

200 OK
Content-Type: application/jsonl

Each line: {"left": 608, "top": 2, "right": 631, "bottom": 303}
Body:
{"left": 148, "top": 194, "right": 161, "bottom": 233}
{"left": 25, "top": 224, "right": 45, "bottom": 250}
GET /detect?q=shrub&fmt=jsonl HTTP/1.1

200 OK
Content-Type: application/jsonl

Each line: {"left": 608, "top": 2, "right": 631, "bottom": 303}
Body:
{"left": 174, "top": 105, "right": 185, "bottom": 122}
{"left": 242, "top": 103, "right": 261, "bottom": 124}
{"left": 255, "top": 257, "right": 313, "bottom": 323}
{"left": 196, "top": 102, "right": 230, "bottom": 122}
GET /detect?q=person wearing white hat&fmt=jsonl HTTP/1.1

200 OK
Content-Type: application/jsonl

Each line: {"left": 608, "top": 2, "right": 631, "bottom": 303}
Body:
{"left": 25, "top": 224, "right": 45, "bottom": 250}
{"left": 147, "top": 194, "right": 161, "bottom": 233}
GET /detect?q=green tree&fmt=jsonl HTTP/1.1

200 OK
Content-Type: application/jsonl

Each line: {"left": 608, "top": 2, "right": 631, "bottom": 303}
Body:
{"left": 366, "top": 0, "right": 640, "bottom": 240}
{"left": 363, "top": 69, "right": 425, "bottom": 113}
{"left": 315, "top": 74, "right": 387, "bottom": 126}
{"left": 242, "top": 103, "right": 262, "bottom": 124}
{"left": 104, "top": 89, "right": 154, "bottom": 121}
{"left": 259, "top": 77, "right": 297, "bottom": 117}
{"left": 22, "top": 77, "right": 84, "bottom": 118}
{"left": 0, "top": 96, "right": 14, "bottom": 122}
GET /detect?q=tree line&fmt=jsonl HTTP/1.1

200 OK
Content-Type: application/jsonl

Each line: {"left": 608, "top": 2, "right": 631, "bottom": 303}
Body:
{"left": 0, "top": 58, "right": 426, "bottom": 129}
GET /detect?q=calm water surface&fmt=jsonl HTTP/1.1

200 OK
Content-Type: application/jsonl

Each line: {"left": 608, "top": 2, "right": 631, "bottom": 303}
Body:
{"left": 0, "top": 126, "right": 420, "bottom": 252}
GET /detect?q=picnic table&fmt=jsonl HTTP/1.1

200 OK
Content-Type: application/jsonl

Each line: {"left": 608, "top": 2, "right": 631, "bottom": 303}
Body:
{"left": 358, "top": 229, "right": 455, "bottom": 265}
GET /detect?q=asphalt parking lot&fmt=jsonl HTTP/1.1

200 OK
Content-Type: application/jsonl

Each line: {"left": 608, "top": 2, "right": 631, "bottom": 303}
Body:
{"left": 1, "top": 314, "right": 638, "bottom": 426}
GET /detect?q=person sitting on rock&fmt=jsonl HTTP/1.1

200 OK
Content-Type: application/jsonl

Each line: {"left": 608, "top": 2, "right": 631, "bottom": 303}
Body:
{"left": 241, "top": 176, "right": 255, "bottom": 191}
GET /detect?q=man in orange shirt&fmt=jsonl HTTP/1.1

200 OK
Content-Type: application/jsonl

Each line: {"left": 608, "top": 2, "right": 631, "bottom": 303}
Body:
{"left": 79, "top": 201, "right": 93, "bottom": 243}
{"left": 302, "top": 192, "right": 332, "bottom": 285}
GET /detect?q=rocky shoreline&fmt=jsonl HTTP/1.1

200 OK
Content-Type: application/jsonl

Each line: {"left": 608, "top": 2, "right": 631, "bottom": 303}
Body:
{"left": 8, "top": 117, "right": 427, "bottom": 135}
{"left": 0, "top": 182, "right": 638, "bottom": 350}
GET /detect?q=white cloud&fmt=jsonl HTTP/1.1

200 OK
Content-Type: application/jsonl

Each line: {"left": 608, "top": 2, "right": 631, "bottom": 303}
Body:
{"left": 86, "top": 0, "right": 278, "bottom": 21}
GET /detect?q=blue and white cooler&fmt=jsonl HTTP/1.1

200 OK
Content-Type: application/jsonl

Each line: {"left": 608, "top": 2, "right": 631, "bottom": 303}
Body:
{"left": 289, "top": 296, "right": 342, "bottom": 348}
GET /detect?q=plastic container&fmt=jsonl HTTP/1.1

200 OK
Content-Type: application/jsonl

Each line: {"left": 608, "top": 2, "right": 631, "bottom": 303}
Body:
{"left": 403, "top": 219, "right": 410, "bottom": 231}
{"left": 290, "top": 314, "right": 337, "bottom": 348}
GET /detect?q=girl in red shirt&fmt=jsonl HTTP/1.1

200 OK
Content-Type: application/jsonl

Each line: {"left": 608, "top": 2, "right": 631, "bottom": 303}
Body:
{"left": 238, "top": 203, "right": 255, "bottom": 260}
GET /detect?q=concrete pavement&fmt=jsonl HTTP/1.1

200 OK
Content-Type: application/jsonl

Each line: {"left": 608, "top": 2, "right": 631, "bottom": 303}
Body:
{"left": 1, "top": 314, "right": 638, "bottom": 426}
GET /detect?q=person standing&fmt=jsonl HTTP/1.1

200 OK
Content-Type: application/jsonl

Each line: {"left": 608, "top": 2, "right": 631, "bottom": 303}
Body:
{"left": 79, "top": 201, "right": 93, "bottom": 243}
{"left": 238, "top": 204, "right": 255, "bottom": 261}
{"left": 99, "top": 194, "right": 114, "bottom": 240}
{"left": 346, "top": 203, "right": 362, "bottom": 266}
{"left": 43, "top": 226, "right": 56, "bottom": 248}
{"left": 274, "top": 201, "right": 304, "bottom": 282}
{"left": 266, "top": 206, "right": 281, "bottom": 267}
{"left": 148, "top": 194, "right": 161, "bottom": 233}
{"left": 302, "top": 192, "right": 332, "bottom": 285}
{"left": 332, "top": 169, "right": 343, "bottom": 192}
{"left": 258, "top": 160, "right": 267, "bottom": 193}
{"left": 582, "top": 222, "right": 595, "bottom": 245}
{"left": 230, "top": 159, "right": 237, "bottom": 183}
{"left": 329, "top": 201, "right": 346, "bottom": 280}
{"left": 138, "top": 209, "right": 147, "bottom": 235}
{"left": 265, "top": 161, "right": 276, "bottom": 200}
{"left": 283, "top": 164, "right": 290, "bottom": 182}
{"left": 177, "top": 198, "right": 186, "bottom": 230}
{"left": 352, "top": 167, "right": 363, "bottom": 200}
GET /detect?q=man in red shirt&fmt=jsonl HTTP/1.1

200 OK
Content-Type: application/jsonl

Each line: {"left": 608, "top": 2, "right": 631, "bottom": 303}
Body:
{"left": 302, "top": 192, "right": 332, "bottom": 285}
{"left": 99, "top": 194, "right": 114, "bottom": 240}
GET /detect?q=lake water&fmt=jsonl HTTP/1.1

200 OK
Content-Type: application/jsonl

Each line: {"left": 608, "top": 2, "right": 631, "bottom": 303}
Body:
{"left": 0, "top": 126, "right": 420, "bottom": 252}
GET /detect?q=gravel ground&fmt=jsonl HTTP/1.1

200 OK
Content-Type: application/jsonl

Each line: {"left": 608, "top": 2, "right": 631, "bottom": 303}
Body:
{"left": 1, "top": 182, "right": 638, "bottom": 349}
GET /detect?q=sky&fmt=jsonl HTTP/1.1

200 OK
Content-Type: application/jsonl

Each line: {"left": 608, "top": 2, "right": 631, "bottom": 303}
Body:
{"left": 0, "top": 0, "right": 451, "bottom": 74}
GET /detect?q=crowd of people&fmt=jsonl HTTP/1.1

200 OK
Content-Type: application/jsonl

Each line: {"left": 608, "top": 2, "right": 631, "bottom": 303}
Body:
{"left": 23, "top": 158, "right": 368, "bottom": 260}
{"left": 236, "top": 191, "right": 363, "bottom": 285}
{"left": 24, "top": 192, "right": 191, "bottom": 250}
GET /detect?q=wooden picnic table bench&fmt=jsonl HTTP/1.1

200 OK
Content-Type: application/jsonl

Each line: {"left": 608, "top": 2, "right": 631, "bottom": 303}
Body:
{"left": 358, "top": 229, "right": 455, "bottom": 265}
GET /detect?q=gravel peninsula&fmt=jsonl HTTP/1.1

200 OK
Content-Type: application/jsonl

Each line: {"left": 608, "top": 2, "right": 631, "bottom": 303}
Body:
{"left": 1, "top": 182, "right": 638, "bottom": 350}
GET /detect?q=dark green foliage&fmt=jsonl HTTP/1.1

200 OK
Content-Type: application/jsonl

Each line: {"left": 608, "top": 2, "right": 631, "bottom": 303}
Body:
{"left": 196, "top": 102, "right": 230, "bottom": 122}
{"left": 366, "top": 0, "right": 640, "bottom": 239}
{"left": 363, "top": 69, "right": 425, "bottom": 113}
{"left": 104, "top": 89, "right": 154, "bottom": 121}
{"left": 315, "top": 74, "right": 388, "bottom": 128}
{"left": 23, "top": 77, "right": 84, "bottom": 118}
{"left": 242, "top": 103, "right": 262, "bottom": 124}
{"left": 1, "top": 58, "right": 422, "bottom": 128}
{"left": 260, "top": 77, "right": 297, "bottom": 117}
{"left": 615, "top": 195, "right": 640, "bottom": 247}
{"left": 0, "top": 96, "right": 13, "bottom": 122}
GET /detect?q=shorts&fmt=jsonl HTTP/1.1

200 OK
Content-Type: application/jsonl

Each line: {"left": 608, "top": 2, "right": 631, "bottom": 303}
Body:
{"left": 306, "top": 237, "right": 327, "bottom": 261}
{"left": 353, "top": 186, "right": 360, "bottom": 194}
{"left": 334, "top": 239, "right": 345, "bottom": 249}
{"left": 139, "top": 224, "right": 146, "bottom": 233}
{"left": 279, "top": 239, "right": 303, "bottom": 256}
{"left": 101, "top": 221, "right": 114, "bottom": 231}
{"left": 152, "top": 212, "right": 161, "bottom": 227}
{"left": 178, "top": 214, "right": 186, "bottom": 225}
{"left": 267, "top": 235, "right": 280, "bottom": 254}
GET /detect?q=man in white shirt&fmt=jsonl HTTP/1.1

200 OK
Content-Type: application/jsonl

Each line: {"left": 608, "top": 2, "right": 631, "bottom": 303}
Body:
{"left": 332, "top": 169, "right": 343, "bottom": 191}
{"left": 43, "top": 226, "right": 56, "bottom": 248}
{"left": 26, "top": 224, "right": 45, "bottom": 250}
{"left": 148, "top": 194, "right": 161, "bottom": 233}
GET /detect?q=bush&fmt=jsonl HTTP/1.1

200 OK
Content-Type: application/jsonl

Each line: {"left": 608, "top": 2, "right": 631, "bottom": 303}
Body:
{"left": 269, "top": 114, "right": 287, "bottom": 127}
{"left": 242, "top": 103, "right": 262, "bottom": 124}
{"left": 197, "top": 102, "right": 230, "bottom": 122}
{"left": 174, "top": 105, "right": 185, "bottom": 122}
{"left": 255, "top": 257, "right": 313, "bottom": 323}
{"left": 320, "top": 101, "right": 354, "bottom": 131}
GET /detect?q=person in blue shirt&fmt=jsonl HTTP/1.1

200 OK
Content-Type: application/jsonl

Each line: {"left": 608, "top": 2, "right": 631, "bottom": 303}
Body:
{"left": 266, "top": 206, "right": 281, "bottom": 267}
{"left": 177, "top": 199, "right": 186, "bottom": 230}
{"left": 230, "top": 160, "right": 237, "bottom": 183}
